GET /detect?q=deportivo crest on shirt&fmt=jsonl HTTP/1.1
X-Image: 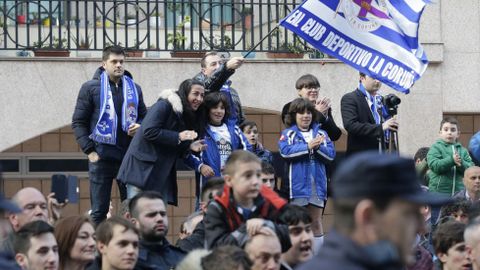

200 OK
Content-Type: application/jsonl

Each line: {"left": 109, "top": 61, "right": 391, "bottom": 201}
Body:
{"left": 341, "top": 0, "right": 389, "bottom": 32}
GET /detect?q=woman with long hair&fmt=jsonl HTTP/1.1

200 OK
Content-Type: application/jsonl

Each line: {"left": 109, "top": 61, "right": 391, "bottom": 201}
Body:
{"left": 54, "top": 215, "right": 95, "bottom": 270}
{"left": 117, "top": 79, "right": 207, "bottom": 205}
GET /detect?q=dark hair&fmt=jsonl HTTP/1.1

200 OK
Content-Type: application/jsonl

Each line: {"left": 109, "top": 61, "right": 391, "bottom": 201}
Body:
{"left": 177, "top": 79, "right": 206, "bottom": 135}
{"left": 224, "top": 150, "right": 261, "bottom": 176}
{"left": 295, "top": 74, "right": 320, "bottom": 90}
{"left": 119, "top": 199, "right": 131, "bottom": 218}
{"left": 433, "top": 220, "right": 466, "bottom": 255}
{"left": 261, "top": 161, "right": 275, "bottom": 175}
{"left": 55, "top": 215, "right": 94, "bottom": 269}
{"left": 201, "top": 51, "right": 219, "bottom": 68}
{"left": 440, "top": 116, "right": 459, "bottom": 130}
{"left": 284, "top": 98, "right": 316, "bottom": 127}
{"left": 468, "top": 201, "right": 480, "bottom": 222}
{"left": 202, "top": 245, "right": 252, "bottom": 270}
{"left": 414, "top": 147, "right": 430, "bottom": 162}
{"left": 438, "top": 199, "right": 471, "bottom": 224}
{"left": 102, "top": 45, "right": 125, "bottom": 61}
{"left": 277, "top": 204, "right": 312, "bottom": 226}
{"left": 240, "top": 120, "right": 258, "bottom": 132}
{"left": 96, "top": 216, "right": 139, "bottom": 246}
{"left": 204, "top": 92, "right": 231, "bottom": 124}
{"left": 14, "top": 220, "right": 54, "bottom": 254}
{"left": 129, "top": 191, "right": 164, "bottom": 219}
{"left": 201, "top": 177, "right": 225, "bottom": 202}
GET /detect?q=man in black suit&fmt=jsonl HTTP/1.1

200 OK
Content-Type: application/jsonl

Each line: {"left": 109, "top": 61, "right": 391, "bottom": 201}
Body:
{"left": 341, "top": 73, "right": 398, "bottom": 155}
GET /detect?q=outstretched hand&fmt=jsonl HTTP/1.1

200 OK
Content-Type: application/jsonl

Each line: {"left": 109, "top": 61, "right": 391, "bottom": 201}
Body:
{"left": 226, "top": 57, "right": 245, "bottom": 70}
{"left": 190, "top": 139, "right": 207, "bottom": 152}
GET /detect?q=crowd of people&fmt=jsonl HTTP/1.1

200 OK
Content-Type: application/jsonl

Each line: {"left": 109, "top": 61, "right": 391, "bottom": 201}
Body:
{"left": 1, "top": 45, "right": 480, "bottom": 270}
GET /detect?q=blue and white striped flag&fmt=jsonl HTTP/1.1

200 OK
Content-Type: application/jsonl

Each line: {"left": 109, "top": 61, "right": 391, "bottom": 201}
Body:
{"left": 280, "top": 0, "right": 430, "bottom": 93}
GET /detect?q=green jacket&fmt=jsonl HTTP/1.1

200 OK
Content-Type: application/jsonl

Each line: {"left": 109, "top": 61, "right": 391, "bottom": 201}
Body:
{"left": 427, "top": 139, "right": 474, "bottom": 195}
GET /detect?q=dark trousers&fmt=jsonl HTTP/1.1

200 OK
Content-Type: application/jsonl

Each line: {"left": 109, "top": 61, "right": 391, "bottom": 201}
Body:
{"left": 88, "top": 160, "right": 127, "bottom": 225}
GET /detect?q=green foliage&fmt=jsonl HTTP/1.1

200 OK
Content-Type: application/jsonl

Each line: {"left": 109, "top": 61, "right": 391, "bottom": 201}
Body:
{"left": 167, "top": 16, "right": 191, "bottom": 50}
{"left": 271, "top": 28, "right": 307, "bottom": 54}
{"left": 33, "top": 36, "right": 68, "bottom": 49}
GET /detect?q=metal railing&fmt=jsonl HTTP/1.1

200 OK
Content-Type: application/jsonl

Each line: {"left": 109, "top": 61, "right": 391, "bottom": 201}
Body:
{"left": 0, "top": 0, "right": 318, "bottom": 54}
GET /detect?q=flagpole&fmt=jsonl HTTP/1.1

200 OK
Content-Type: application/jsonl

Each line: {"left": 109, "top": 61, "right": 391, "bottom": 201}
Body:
{"left": 334, "top": 0, "right": 344, "bottom": 19}
{"left": 242, "top": 25, "right": 279, "bottom": 58}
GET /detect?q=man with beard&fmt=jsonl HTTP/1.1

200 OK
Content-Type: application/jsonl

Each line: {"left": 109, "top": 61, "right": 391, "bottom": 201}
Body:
{"left": 129, "top": 191, "right": 185, "bottom": 270}
{"left": 277, "top": 205, "right": 314, "bottom": 269}
{"left": 454, "top": 166, "right": 480, "bottom": 202}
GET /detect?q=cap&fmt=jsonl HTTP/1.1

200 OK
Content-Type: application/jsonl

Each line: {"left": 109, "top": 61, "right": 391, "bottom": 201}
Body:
{"left": 0, "top": 193, "right": 21, "bottom": 213}
{"left": 332, "top": 151, "right": 451, "bottom": 206}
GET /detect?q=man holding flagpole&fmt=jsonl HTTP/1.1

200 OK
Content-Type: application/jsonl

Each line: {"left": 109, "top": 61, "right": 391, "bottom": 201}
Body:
{"left": 341, "top": 72, "right": 398, "bottom": 155}
{"left": 72, "top": 45, "right": 147, "bottom": 225}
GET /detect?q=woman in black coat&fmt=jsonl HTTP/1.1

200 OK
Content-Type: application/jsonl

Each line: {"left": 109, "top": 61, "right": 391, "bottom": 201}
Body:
{"left": 117, "top": 79, "right": 206, "bottom": 205}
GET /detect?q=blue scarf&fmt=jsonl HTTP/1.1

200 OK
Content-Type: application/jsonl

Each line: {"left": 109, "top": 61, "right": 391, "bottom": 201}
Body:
{"left": 358, "top": 83, "right": 381, "bottom": 125}
{"left": 358, "top": 83, "right": 391, "bottom": 143}
{"left": 90, "top": 71, "right": 139, "bottom": 145}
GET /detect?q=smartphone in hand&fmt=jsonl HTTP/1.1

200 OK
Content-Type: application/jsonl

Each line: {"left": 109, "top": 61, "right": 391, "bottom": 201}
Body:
{"left": 51, "top": 174, "right": 79, "bottom": 204}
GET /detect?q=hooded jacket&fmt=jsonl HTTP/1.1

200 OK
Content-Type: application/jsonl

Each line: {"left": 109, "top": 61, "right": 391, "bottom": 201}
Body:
{"left": 427, "top": 139, "right": 473, "bottom": 195}
{"left": 279, "top": 123, "right": 335, "bottom": 201}
{"left": 117, "top": 89, "right": 191, "bottom": 205}
{"left": 72, "top": 67, "right": 147, "bottom": 161}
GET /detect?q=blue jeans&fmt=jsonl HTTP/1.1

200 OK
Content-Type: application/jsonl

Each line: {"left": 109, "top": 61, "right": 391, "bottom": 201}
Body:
{"left": 88, "top": 160, "right": 126, "bottom": 225}
{"left": 127, "top": 184, "right": 141, "bottom": 199}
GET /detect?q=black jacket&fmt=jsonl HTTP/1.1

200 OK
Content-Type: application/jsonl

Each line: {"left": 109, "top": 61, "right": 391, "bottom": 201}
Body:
{"left": 0, "top": 252, "right": 20, "bottom": 270}
{"left": 135, "top": 239, "right": 185, "bottom": 270}
{"left": 193, "top": 64, "right": 235, "bottom": 93}
{"left": 281, "top": 102, "right": 342, "bottom": 141}
{"left": 193, "top": 65, "right": 245, "bottom": 124}
{"left": 204, "top": 185, "right": 291, "bottom": 252}
{"left": 176, "top": 220, "right": 205, "bottom": 252}
{"left": 341, "top": 89, "right": 385, "bottom": 155}
{"left": 297, "top": 230, "right": 404, "bottom": 270}
{"left": 116, "top": 89, "right": 191, "bottom": 206}
{"left": 71, "top": 67, "right": 147, "bottom": 161}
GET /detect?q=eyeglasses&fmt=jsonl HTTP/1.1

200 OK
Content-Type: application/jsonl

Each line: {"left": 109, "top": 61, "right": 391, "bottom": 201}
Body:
{"left": 305, "top": 87, "right": 319, "bottom": 91}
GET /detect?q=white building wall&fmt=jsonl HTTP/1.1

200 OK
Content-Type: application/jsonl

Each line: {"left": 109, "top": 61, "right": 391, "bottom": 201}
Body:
{"left": 1, "top": 0, "right": 478, "bottom": 155}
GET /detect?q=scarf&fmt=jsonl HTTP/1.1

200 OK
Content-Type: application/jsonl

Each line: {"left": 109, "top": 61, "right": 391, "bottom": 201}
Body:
{"left": 90, "top": 71, "right": 139, "bottom": 145}
{"left": 358, "top": 83, "right": 381, "bottom": 124}
{"left": 359, "top": 83, "right": 391, "bottom": 145}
